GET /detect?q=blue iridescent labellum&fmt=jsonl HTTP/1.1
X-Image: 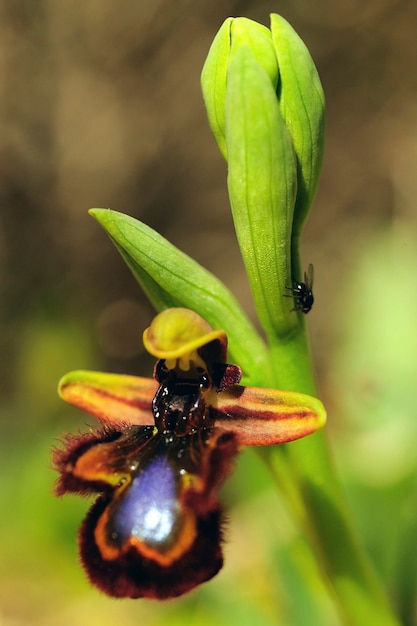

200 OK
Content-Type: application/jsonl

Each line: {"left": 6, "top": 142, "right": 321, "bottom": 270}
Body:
{"left": 111, "top": 455, "right": 179, "bottom": 551}
{"left": 54, "top": 361, "right": 239, "bottom": 599}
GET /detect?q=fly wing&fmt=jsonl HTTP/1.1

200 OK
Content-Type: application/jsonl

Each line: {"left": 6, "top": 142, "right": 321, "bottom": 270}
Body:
{"left": 305, "top": 263, "right": 314, "bottom": 290}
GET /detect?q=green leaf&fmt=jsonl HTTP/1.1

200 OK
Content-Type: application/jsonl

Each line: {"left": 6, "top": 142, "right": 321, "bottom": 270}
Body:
{"left": 89, "top": 208, "right": 270, "bottom": 383}
{"left": 225, "top": 46, "right": 298, "bottom": 339}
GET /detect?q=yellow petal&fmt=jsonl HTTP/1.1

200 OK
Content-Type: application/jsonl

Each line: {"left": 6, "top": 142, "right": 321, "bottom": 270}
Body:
{"left": 58, "top": 370, "right": 157, "bottom": 425}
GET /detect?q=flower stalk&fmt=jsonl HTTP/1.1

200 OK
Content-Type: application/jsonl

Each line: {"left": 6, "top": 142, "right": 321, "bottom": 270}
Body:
{"left": 201, "top": 13, "right": 399, "bottom": 626}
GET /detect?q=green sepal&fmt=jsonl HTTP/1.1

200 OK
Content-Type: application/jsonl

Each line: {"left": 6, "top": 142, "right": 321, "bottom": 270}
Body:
{"left": 225, "top": 46, "right": 298, "bottom": 339}
{"left": 201, "top": 17, "right": 279, "bottom": 160}
{"left": 270, "top": 14, "right": 326, "bottom": 247}
{"left": 89, "top": 209, "right": 270, "bottom": 384}
{"left": 230, "top": 18, "right": 279, "bottom": 89}
{"left": 201, "top": 17, "right": 232, "bottom": 159}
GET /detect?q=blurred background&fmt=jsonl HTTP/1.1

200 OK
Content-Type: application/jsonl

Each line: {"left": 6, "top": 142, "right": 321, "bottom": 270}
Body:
{"left": 1, "top": 0, "right": 416, "bottom": 624}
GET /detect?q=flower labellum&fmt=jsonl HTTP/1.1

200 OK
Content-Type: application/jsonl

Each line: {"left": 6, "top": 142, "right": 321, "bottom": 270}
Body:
{"left": 54, "top": 308, "right": 326, "bottom": 599}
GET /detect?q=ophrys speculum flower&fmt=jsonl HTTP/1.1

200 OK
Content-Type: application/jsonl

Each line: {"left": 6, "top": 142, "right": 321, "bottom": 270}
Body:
{"left": 54, "top": 308, "right": 326, "bottom": 599}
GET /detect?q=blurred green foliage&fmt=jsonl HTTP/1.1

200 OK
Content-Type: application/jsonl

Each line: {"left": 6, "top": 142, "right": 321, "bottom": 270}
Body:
{"left": 1, "top": 1, "right": 417, "bottom": 624}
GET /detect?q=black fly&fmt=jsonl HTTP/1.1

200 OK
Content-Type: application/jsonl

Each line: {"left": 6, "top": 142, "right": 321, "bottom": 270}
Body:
{"left": 285, "top": 263, "right": 314, "bottom": 314}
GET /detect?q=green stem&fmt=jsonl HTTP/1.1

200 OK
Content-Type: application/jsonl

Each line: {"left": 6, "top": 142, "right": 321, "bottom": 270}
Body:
{"left": 260, "top": 320, "right": 400, "bottom": 625}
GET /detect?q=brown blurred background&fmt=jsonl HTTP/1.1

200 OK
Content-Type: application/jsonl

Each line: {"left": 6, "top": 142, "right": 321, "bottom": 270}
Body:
{"left": 2, "top": 0, "right": 417, "bottom": 384}
{"left": 1, "top": 1, "right": 416, "bottom": 625}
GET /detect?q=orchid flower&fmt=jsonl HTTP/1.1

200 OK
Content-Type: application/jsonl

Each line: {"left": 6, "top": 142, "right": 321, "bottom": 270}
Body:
{"left": 52, "top": 13, "right": 400, "bottom": 625}
{"left": 54, "top": 307, "right": 326, "bottom": 599}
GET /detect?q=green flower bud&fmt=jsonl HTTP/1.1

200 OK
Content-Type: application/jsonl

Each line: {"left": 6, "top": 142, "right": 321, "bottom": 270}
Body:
{"left": 270, "top": 14, "right": 325, "bottom": 242}
{"left": 201, "top": 15, "right": 325, "bottom": 340}
{"left": 200, "top": 18, "right": 232, "bottom": 159}
{"left": 225, "top": 44, "right": 297, "bottom": 336}
{"left": 201, "top": 17, "right": 279, "bottom": 160}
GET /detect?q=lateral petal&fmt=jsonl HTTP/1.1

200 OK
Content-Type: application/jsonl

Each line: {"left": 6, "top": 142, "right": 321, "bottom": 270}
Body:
{"left": 215, "top": 385, "right": 326, "bottom": 445}
{"left": 58, "top": 370, "right": 157, "bottom": 425}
